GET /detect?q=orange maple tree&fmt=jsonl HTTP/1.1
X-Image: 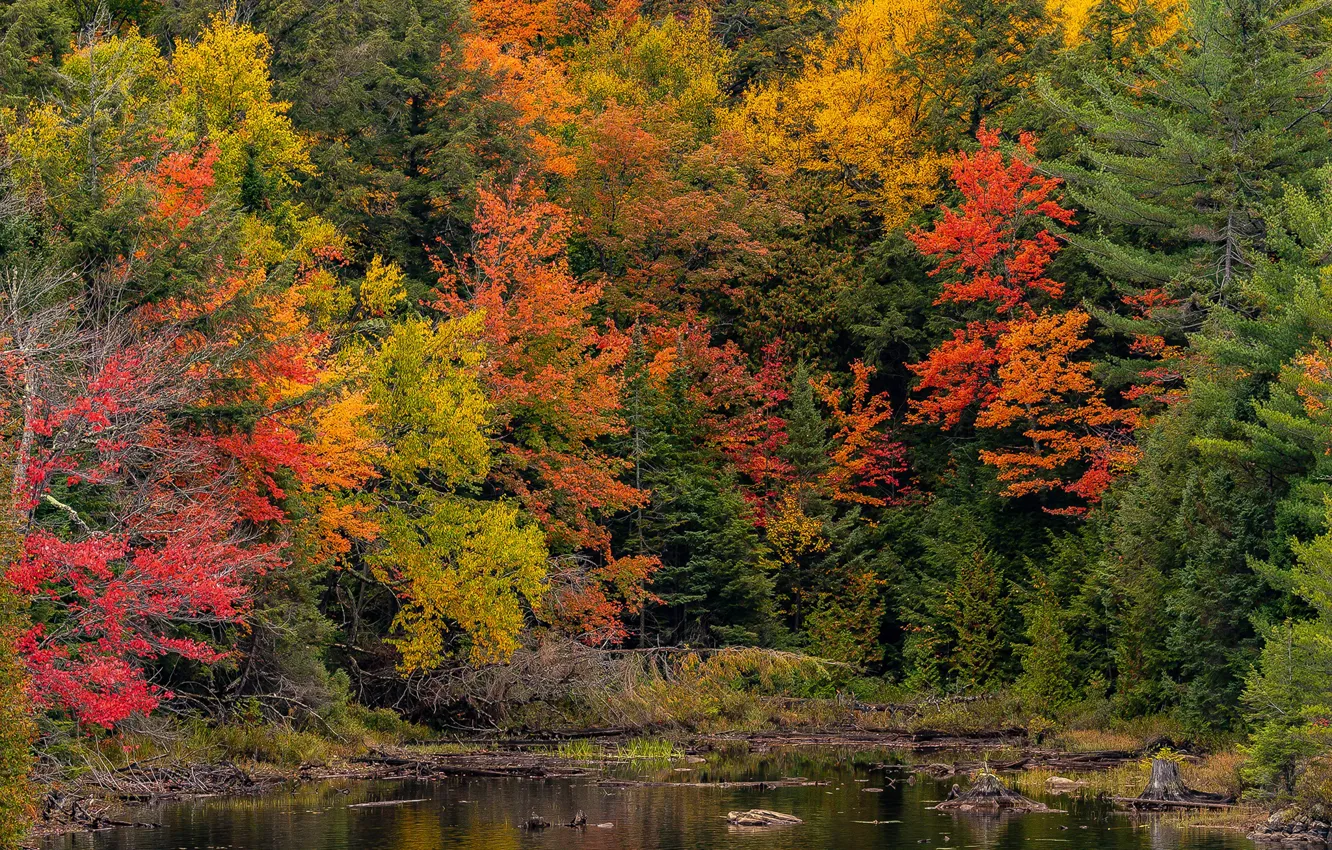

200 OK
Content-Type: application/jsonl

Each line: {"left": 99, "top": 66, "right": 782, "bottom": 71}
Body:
{"left": 908, "top": 125, "right": 1139, "bottom": 513}
{"left": 431, "top": 179, "right": 655, "bottom": 646}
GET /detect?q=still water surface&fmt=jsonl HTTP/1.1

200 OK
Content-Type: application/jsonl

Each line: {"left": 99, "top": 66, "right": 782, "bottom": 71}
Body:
{"left": 43, "top": 748, "right": 1256, "bottom": 850}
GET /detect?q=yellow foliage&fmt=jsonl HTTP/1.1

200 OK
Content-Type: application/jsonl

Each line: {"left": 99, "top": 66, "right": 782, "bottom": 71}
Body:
{"left": 573, "top": 10, "right": 730, "bottom": 132}
{"left": 359, "top": 255, "right": 408, "bottom": 317}
{"left": 764, "top": 488, "right": 829, "bottom": 568}
{"left": 729, "top": 0, "right": 945, "bottom": 228}
{"left": 367, "top": 315, "right": 494, "bottom": 488}
{"left": 172, "top": 13, "right": 311, "bottom": 187}
{"left": 3, "top": 30, "right": 170, "bottom": 210}
{"left": 377, "top": 498, "right": 547, "bottom": 668}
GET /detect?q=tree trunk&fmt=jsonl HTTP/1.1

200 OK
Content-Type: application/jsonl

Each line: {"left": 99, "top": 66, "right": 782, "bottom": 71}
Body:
{"left": 1132, "top": 758, "right": 1229, "bottom": 805}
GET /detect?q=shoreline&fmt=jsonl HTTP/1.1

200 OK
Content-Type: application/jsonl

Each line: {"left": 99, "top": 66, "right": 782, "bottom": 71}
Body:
{"left": 27, "top": 727, "right": 1270, "bottom": 844}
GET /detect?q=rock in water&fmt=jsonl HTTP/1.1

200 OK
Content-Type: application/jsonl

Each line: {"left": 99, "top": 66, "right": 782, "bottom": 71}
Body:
{"left": 727, "top": 809, "right": 803, "bottom": 826}
{"left": 933, "top": 772, "right": 1052, "bottom": 813}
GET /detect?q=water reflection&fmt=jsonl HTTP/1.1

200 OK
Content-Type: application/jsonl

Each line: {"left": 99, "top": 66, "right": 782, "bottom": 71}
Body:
{"left": 43, "top": 747, "right": 1252, "bottom": 850}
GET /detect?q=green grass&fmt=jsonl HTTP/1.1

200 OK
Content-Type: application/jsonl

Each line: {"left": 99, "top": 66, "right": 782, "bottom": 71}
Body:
{"left": 618, "top": 737, "right": 681, "bottom": 760}
{"left": 554, "top": 739, "right": 603, "bottom": 759}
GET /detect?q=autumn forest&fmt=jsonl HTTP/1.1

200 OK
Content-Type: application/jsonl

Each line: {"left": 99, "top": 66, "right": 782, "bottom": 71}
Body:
{"left": 3, "top": 0, "right": 1332, "bottom": 841}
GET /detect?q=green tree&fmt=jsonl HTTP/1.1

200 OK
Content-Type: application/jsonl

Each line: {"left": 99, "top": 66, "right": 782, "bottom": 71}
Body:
{"left": 1047, "top": 0, "right": 1332, "bottom": 311}
{"left": 1015, "top": 572, "right": 1077, "bottom": 707}
{"left": 902, "top": 0, "right": 1061, "bottom": 146}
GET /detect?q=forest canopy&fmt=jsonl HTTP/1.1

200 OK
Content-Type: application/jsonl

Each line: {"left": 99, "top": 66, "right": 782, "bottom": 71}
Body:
{"left": 4, "top": 0, "right": 1332, "bottom": 831}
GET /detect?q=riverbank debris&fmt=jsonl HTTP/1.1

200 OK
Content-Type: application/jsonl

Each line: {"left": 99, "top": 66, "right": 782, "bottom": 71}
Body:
{"left": 1045, "top": 777, "right": 1085, "bottom": 794}
{"left": 932, "top": 772, "right": 1053, "bottom": 813}
{"left": 727, "top": 809, "right": 803, "bottom": 826}
{"left": 566, "top": 810, "right": 587, "bottom": 827}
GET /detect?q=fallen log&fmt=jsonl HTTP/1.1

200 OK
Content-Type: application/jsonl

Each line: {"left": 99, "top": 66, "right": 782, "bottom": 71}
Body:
{"left": 597, "top": 778, "right": 822, "bottom": 789}
{"left": 727, "top": 809, "right": 802, "bottom": 826}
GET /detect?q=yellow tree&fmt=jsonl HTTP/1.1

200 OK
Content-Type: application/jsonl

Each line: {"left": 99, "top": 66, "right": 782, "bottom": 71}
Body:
{"left": 171, "top": 13, "right": 310, "bottom": 189}
{"left": 729, "top": 0, "right": 945, "bottom": 229}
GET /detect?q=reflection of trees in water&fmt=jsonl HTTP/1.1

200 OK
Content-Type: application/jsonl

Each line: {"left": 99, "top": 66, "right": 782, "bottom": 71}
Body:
{"left": 116, "top": 753, "right": 1245, "bottom": 850}
{"left": 1149, "top": 816, "right": 1182, "bottom": 850}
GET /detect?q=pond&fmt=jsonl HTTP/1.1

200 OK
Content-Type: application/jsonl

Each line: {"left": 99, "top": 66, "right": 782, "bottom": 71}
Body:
{"left": 42, "top": 747, "right": 1256, "bottom": 850}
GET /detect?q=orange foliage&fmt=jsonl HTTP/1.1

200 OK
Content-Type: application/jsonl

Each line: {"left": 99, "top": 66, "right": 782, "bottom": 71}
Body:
{"left": 446, "top": 34, "right": 581, "bottom": 177}
{"left": 975, "top": 311, "right": 1140, "bottom": 509}
{"left": 815, "top": 361, "right": 910, "bottom": 507}
{"left": 431, "top": 179, "right": 655, "bottom": 645}
{"left": 909, "top": 124, "right": 1138, "bottom": 513}
{"left": 471, "top": 0, "right": 597, "bottom": 49}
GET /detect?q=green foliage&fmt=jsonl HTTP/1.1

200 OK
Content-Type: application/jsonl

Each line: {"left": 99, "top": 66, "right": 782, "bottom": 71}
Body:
{"left": 1049, "top": 0, "right": 1332, "bottom": 302}
{"left": 1016, "top": 572, "right": 1077, "bottom": 708}
{"left": 903, "top": 0, "right": 1061, "bottom": 145}
{"left": 0, "top": 589, "right": 34, "bottom": 847}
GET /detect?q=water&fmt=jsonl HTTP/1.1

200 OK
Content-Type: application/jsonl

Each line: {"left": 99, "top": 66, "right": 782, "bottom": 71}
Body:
{"left": 43, "top": 748, "right": 1254, "bottom": 850}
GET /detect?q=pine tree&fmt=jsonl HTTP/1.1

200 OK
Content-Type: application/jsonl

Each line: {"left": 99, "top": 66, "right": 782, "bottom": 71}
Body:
{"left": 1047, "top": 0, "right": 1332, "bottom": 313}
{"left": 781, "top": 361, "right": 830, "bottom": 484}
{"left": 1015, "top": 572, "right": 1077, "bottom": 707}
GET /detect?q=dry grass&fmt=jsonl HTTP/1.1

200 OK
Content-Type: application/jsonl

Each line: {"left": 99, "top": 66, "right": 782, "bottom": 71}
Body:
{"left": 1011, "top": 762, "right": 1145, "bottom": 798}
{"left": 1011, "top": 748, "right": 1248, "bottom": 803}
{"left": 1185, "top": 750, "right": 1247, "bottom": 798}
{"left": 1050, "top": 715, "right": 1189, "bottom": 753}
{"left": 1054, "top": 728, "right": 1149, "bottom": 753}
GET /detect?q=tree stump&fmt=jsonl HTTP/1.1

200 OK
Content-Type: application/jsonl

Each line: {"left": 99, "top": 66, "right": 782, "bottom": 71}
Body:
{"left": 934, "top": 772, "right": 1052, "bottom": 813}
{"left": 1130, "top": 758, "right": 1228, "bottom": 807}
{"left": 522, "top": 812, "right": 551, "bottom": 829}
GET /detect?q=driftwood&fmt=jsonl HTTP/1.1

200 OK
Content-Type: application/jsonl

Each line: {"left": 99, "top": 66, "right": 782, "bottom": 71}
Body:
{"left": 933, "top": 773, "right": 1053, "bottom": 813}
{"left": 727, "top": 809, "right": 803, "bottom": 826}
{"left": 346, "top": 799, "right": 428, "bottom": 809}
{"left": 41, "top": 792, "right": 161, "bottom": 830}
{"left": 1125, "top": 759, "right": 1231, "bottom": 809}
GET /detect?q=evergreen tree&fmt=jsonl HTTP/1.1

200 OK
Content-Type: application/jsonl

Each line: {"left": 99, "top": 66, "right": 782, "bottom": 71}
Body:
{"left": 901, "top": 0, "right": 1061, "bottom": 146}
{"left": 1243, "top": 502, "right": 1332, "bottom": 796}
{"left": 1015, "top": 571, "right": 1077, "bottom": 708}
{"left": 1047, "top": 0, "right": 1332, "bottom": 313}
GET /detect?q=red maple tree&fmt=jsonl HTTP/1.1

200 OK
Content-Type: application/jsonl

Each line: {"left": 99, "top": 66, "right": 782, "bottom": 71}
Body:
{"left": 908, "top": 125, "right": 1138, "bottom": 512}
